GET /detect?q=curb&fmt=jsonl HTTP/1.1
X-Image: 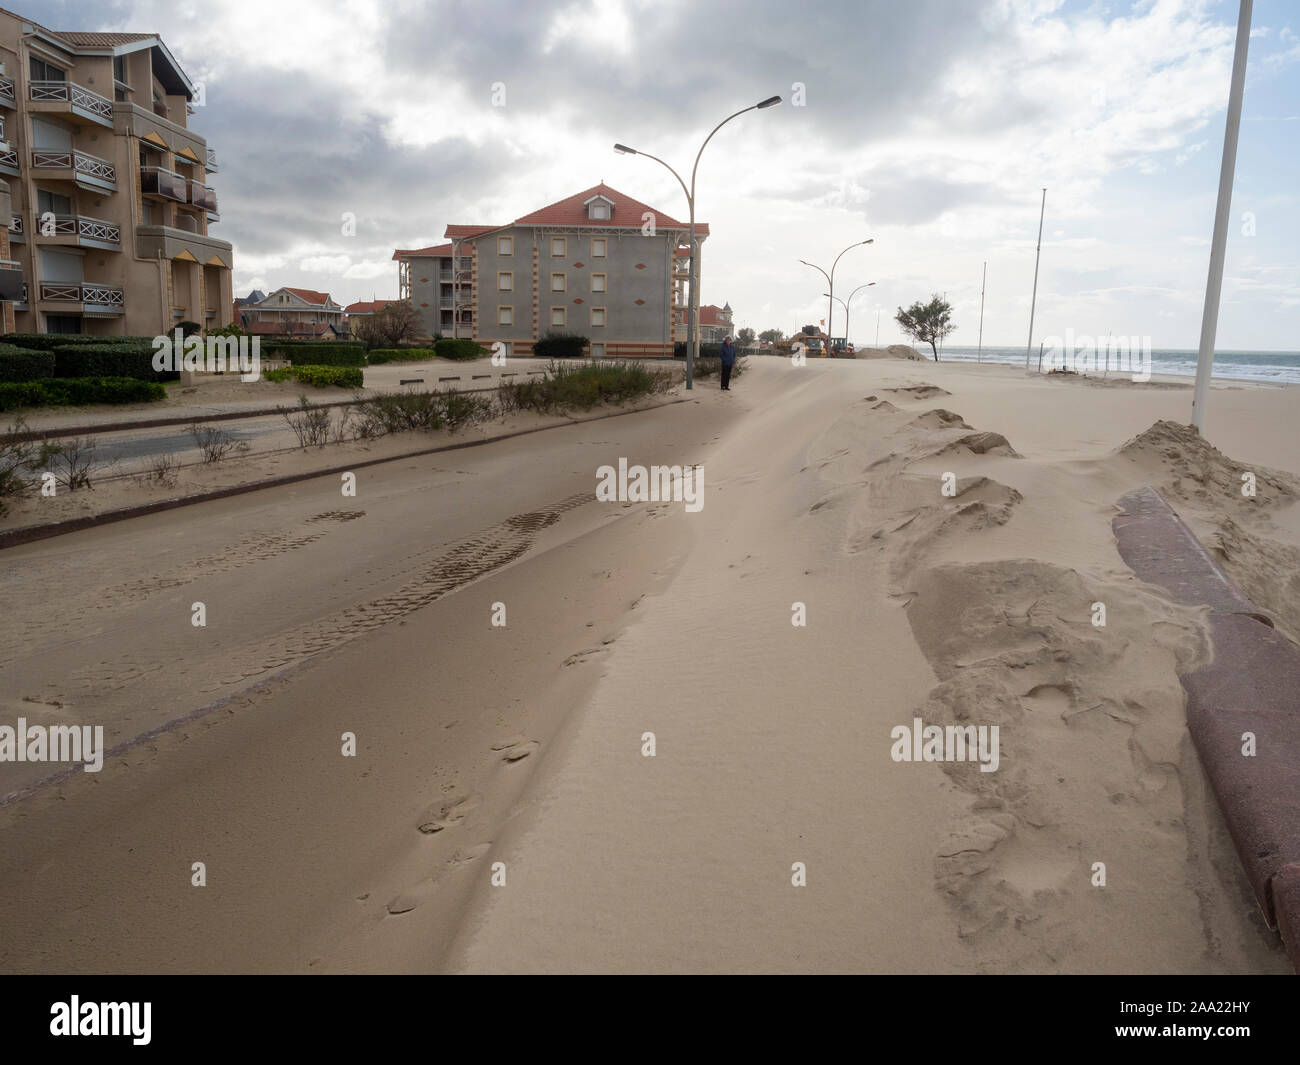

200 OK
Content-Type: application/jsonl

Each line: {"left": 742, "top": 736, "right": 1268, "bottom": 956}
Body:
{"left": 0, "top": 396, "right": 689, "bottom": 551}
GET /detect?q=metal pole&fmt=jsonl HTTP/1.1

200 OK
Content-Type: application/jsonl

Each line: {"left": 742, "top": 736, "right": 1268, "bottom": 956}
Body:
{"left": 1026, "top": 188, "right": 1046, "bottom": 366}
{"left": 687, "top": 213, "right": 696, "bottom": 389}
{"left": 1192, "top": 0, "right": 1252, "bottom": 433}
{"left": 977, "top": 261, "right": 986, "bottom": 362}
{"left": 875, "top": 310, "right": 880, "bottom": 347}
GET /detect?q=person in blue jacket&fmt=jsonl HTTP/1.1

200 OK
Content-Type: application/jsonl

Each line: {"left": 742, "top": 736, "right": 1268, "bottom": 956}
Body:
{"left": 719, "top": 335, "right": 736, "bottom": 391}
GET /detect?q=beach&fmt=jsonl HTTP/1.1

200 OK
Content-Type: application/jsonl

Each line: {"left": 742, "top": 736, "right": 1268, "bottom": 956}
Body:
{"left": 1, "top": 355, "right": 1295, "bottom": 973}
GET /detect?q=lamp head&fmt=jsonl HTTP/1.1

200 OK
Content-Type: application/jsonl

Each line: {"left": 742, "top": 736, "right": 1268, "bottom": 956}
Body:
{"left": 756, "top": 95, "right": 782, "bottom": 109}
{"left": 613, "top": 143, "right": 637, "bottom": 155}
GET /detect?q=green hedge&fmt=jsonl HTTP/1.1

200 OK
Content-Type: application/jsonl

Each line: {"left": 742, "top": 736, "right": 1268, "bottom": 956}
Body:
{"left": 673, "top": 341, "right": 722, "bottom": 359}
{"left": 434, "top": 338, "right": 488, "bottom": 361}
{"left": 258, "top": 339, "right": 366, "bottom": 366}
{"left": 0, "top": 377, "right": 166, "bottom": 411}
{"left": 1, "top": 334, "right": 156, "bottom": 351}
{"left": 366, "top": 348, "right": 439, "bottom": 364}
{"left": 52, "top": 342, "right": 178, "bottom": 382}
{"left": 0, "top": 346, "right": 57, "bottom": 382}
{"left": 532, "top": 333, "right": 588, "bottom": 359}
{"left": 263, "top": 364, "right": 363, "bottom": 388}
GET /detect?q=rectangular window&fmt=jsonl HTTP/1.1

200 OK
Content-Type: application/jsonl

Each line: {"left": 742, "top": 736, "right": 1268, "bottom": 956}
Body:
{"left": 113, "top": 55, "right": 128, "bottom": 85}
{"left": 498, "top": 235, "right": 513, "bottom": 256}
{"left": 591, "top": 237, "right": 607, "bottom": 258}
{"left": 498, "top": 305, "right": 513, "bottom": 325}
{"left": 551, "top": 272, "right": 565, "bottom": 292}
{"left": 29, "top": 58, "right": 66, "bottom": 82}
{"left": 591, "top": 307, "right": 606, "bottom": 327}
{"left": 590, "top": 202, "right": 610, "bottom": 220}
{"left": 590, "top": 343, "right": 605, "bottom": 357}
{"left": 551, "top": 307, "right": 566, "bottom": 327}
{"left": 551, "top": 237, "right": 566, "bottom": 257}
{"left": 498, "top": 271, "right": 513, "bottom": 292}
{"left": 591, "top": 273, "right": 607, "bottom": 293}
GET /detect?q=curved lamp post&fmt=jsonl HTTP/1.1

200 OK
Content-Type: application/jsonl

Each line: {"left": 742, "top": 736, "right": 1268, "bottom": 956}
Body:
{"left": 823, "top": 281, "right": 875, "bottom": 350}
{"left": 614, "top": 94, "right": 781, "bottom": 389}
{"left": 801, "top": 238, "right": 872, "bottom": 352}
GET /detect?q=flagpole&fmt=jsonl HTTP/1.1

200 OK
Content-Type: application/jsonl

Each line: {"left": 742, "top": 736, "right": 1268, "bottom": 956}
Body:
{"left": 977, "top": 261, "right": 986, "bottom": 363}
{"left": 1191, "top": 0, "right": 1252, "bottom": 434}
{"left": 1025, "top": 188, "right": 1046, "bottom": 371}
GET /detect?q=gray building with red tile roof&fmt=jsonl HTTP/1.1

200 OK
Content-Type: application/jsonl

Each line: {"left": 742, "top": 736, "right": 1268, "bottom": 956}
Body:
{"left": 393, "top": 183, "right": 707, "bottom": 357}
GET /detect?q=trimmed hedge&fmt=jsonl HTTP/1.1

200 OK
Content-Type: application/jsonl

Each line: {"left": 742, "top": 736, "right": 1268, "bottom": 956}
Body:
{"left": 1, "top": 334, "right": 156, "bottom": 351}
{"left": 434, "top": 338, "right": 488, "bottom": 361}
{"left": 532, "top": 333, "right": 588, "bottom": 359}
{"left": 263, "top": 364, "right": 363, "bottom": 389}
{"left": 0, "top": 377, "right": 166, "bottom": 411}
{"left": 366, "top": 348, "right": 438, "bottom": 364}
{"left": 0, "top": 346, "right": 57, "bottom": 382}
{"left": 673, "top": 341, "right": 722, "bottom": 360}
{"left": 258, "top": 339, "right": 366, "bottom": 366}
{"left": 52, "top": 342, "right": 178, "bottom": 382}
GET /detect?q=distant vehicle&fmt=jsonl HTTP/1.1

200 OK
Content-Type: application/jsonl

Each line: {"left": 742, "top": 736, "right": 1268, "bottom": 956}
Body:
{"left": 791, "top": 325, "right": 829, "bottom": 357}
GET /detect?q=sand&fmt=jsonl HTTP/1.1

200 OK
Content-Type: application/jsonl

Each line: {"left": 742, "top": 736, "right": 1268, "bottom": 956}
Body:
{"left": 0, "top": 357, "right": 1295, "bottom": 973}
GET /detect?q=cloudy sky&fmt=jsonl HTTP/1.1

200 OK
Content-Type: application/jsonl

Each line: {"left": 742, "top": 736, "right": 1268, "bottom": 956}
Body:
{"left": 38, "top": 0, "right": 1300, "bottom": 349}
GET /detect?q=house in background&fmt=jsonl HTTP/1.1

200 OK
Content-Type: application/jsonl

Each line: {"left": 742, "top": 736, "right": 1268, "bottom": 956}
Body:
{"left": 343, "top": 298, "right": 397, "bottom": 332}
{"left": 698, "top": 302, "right": 734, "bottom": 343}
{"left": 234, "top": 286, "right": 342, "bottom": 337}
{"left": 394, "top": 183, "right": 709, "bottom": 357}
{"left": 0, "top": 7, "right": 233, "bottom": 334}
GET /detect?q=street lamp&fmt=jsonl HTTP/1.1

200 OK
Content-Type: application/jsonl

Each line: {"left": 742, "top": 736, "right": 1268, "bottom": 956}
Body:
{"left": 823, "top": 282, "right": 875, "bottom": 350}
{"left": 800, "top": 238, "right": 873, "bottom": 355}
{"left": 614, "top": 94, "right": 782, "bottom": 390}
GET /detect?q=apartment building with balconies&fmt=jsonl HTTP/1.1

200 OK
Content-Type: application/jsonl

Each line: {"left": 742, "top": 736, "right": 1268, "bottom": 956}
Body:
{"left": 0, "top": 7, "right": 233, "bottom": 335}
{"left": 394, "top": 183, "right": 708, "bottom": 357}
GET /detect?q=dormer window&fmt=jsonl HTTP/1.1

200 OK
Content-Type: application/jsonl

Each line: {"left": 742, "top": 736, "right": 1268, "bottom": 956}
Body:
{"left": 584, "top": 195, "right": 615, "bottom": 221}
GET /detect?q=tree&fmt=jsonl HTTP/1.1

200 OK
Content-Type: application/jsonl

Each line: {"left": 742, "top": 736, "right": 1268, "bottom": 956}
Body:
{"left": 737, "top": 327, "right": 756, "bottom": 348}
{"left": 894, "top": 295, "right": 955, "bottom": 361}
{"left": 758, "top": 328, "right": 785, "bottom": 343}
{"left": 352, "top": 300, "right": 422, "bottom": 350}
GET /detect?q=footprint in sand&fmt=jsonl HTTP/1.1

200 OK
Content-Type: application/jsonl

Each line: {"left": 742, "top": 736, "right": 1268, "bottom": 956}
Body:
{"left": 492, "top": 736, "right": 540, "bottom": 763}
{"left": 417, "top": 793, "right": 481, "bottom": 834}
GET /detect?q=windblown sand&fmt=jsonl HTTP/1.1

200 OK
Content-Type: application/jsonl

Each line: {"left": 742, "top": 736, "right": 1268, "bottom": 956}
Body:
{"left": 0, "top": 358, "right": 1295, "bottom": 973}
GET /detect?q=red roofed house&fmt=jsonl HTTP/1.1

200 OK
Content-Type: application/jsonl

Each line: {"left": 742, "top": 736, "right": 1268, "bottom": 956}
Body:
{"left": 697, "top": 302, "right": 734, "bottom": 343}
{"left": 236, "top": 286, "right": 343, "bottom": 336}
{"left": 393, "top": 184, "right": 709, "bottom": 357}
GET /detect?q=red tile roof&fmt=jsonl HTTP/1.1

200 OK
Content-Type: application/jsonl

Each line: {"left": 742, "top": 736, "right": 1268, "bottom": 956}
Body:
{"left": 281, "top": 287, "right": 334, "bottom": 306}
{"left": 54, "top": 31, "right": 156, "bottom": 45}
{"left": 513, "top": 183, "right": 701, "bottom": 231}
{"left": 345, "top": 300, "right": 397, "bottom": 314}
{"left": 392, "top": 242, "right": 454, "bottom": 259}
{"left": 444, "top": 225, "right": 499, "bottom": 238}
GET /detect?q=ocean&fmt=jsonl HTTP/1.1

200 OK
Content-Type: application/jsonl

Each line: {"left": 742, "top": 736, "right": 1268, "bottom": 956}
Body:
{"left": 927, "top": 346, "right": 1300, "bottom": 385}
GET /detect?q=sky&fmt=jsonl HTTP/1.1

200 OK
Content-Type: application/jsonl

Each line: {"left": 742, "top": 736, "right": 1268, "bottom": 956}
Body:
{"left": 34, "top": 0, "right": 1300, "bottom": 349}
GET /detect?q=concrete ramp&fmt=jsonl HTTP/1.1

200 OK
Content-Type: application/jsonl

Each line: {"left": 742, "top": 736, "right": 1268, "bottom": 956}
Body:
{"left": 1114, "top": 486, "right": 1300, "bottom": 970}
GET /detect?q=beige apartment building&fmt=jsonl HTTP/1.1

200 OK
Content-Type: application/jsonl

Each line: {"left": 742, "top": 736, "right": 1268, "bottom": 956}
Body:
{"left": 0, "top": 7, "right": 233, "bottom": 336}
{"left": 394, "top": 183, "right": 708, "bottom": 357}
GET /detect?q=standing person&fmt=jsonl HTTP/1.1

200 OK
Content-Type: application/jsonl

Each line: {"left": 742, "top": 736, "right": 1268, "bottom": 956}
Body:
{"left": 719, "top": 335, "right": 736, "bottom": 391}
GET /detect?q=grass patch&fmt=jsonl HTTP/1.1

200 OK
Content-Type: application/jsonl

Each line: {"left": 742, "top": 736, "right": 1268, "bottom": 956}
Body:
{"left": 497, "top": 359, "right": 672, "bottom": 414}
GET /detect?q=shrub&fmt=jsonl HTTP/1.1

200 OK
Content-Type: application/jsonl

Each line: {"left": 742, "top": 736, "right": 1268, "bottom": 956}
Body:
{"left": 0, "top": 346, "right": 57, "bottom": 382}
{"left": 353, "top": 391, "right": 444, "bottom": 435}
{"left": 0, "top": 377, "right": 166, "bottom": 411}
{"left": 673, "top": 341, "right": 722, "bottom": 360}
{"left": 189, "top": 423, "right": 238, "bottom": 463}
{"left": 286, "top": 364, "right": 363, "bottom": 389}
{"left": 366, "top": 348, "right": 439, "bottom": 364}
{"left": 440, "top": 389, "right": 493, "bottom": 430}
{"left": 433, "top": 338, "right": 487, "bottom": 361}
{"left": 34, "top": 437, "right": 100, "bottom": 490}
{"left": 1, "top": 333, "right": 160, "bottom": 350}
{"left": 280, "top": 395, "right": 344, "bottom": 447}
{"left": 533, "top": 333, "right": 589, "bottom": 359}
{"left": 0, "top": 417, "right": 39, "bottom": 513}
{"left": 259, "top": 339, "right": 366, "bottom": 366}
{"left": 498, "top": 359, "right": 672, "bottom": 414}
{"left": 52, "top": 342, "right": 176, "bottom": 382}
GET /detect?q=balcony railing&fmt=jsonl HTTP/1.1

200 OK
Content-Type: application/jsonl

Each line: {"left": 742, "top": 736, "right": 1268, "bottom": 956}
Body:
{"left": 38, "top": 214, "right": 121, "bottom": 246}
{"left": 0, "top": 76, "right": 14, "bottom": 107}
{"left": 10, "top": 214, "right": 21, "bottom": 235}
{"left": 141, "top": 166, "right": 187, "bottom": 202}
{"left": 39, "top": 280, "right": 125, "bottom": 310}
{"left": 0, "top": 147, "right": 18, "bottom": 175}
{"left": 29, "top": 80, "right": 114, "bottom": 125}
{"left": 188, "top": 180, "right": 217, "bottom": 213}
{"left": 205, "top": 147, "right": 218, "bottom": 171}
{"left": 32, "top": 149, "right": 117, "bottom": 187}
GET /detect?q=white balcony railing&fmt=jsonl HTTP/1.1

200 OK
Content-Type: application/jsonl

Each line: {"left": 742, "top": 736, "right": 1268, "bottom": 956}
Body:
{"left": 38, "top": 214, "right": 121, "bottom": 245}
{"left": 38, "top": 281, "right": 125, "bottom": 309}
{"left": 32, "top": 149, "right": 117, "bottom": 185}
{"left": 29, "top": 80, "right": 114, "bottom": 123}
